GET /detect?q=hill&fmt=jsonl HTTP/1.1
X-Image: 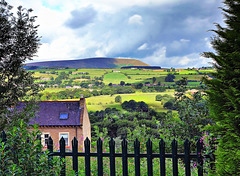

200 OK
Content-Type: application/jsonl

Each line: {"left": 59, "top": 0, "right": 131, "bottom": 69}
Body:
{"left": 26, "top": 57, "right": 150, "bottom": 69}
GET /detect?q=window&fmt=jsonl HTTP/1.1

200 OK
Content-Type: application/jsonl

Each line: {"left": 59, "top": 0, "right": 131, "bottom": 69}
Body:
{"left": 59, "top": 133, "right": 69, "bottom": 146}
{"left": 60, "top": 112, "right": 68, "bottom": 119}
{"left": 43, "top": 133, "right": 50, "bottom": 146}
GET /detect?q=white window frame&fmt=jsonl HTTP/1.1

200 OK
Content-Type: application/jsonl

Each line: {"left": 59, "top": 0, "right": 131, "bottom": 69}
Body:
{"left": 59, "top": 132, "right": 69, "bottom": 146}
{"left": 42, "top": 133, "right": 50, "bottom": 147}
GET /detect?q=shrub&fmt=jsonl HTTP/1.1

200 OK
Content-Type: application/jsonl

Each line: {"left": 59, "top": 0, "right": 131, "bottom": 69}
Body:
{"left": 0, "top": 119, "right": 61, "bottom": 175}
{"left": 115, "top": 95, "right": 122, "bottom": 103}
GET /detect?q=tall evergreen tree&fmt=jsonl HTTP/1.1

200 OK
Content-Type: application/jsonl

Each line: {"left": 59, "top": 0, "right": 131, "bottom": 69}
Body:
{"left": 0, "top": 0, "right": 41, "bottom": 130}
{"left": 202, "top": 0, "right": 240, "bottom": 175}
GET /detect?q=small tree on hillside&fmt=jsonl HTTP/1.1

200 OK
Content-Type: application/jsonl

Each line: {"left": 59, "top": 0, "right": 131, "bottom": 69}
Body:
{"left": 115, "top": 95, "right": 122, "bottom": 103}
{"left": 0, "top": 0, "right": 41, "bottom": 130}
{"left": 202, "top": 0, "right": 240, "bottom": 174}
{"left": 120, "top": 81, "right": 125, "bottom": 86}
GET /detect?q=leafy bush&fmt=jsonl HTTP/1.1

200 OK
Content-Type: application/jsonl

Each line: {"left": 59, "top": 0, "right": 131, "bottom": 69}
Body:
{"left": 0, "top": 120, "right": 61, "bottom": 175}
{"left": 115, "top": 95, "right": 122, "bottom": 103}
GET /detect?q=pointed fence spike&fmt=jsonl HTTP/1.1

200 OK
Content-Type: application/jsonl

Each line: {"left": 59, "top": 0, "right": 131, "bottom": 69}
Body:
{"left": 184, "top": 138, "right": 191, "bottom": 176}
{"left": 97, "top": 137, "right": 102, "bottom": 145}
{"left": 172, "top": 139, "right": 178, "bottom": 176}
{"left": 48, "top": 136, "right": 53, "bottom": 146}
{"left": 60, "top": 136, "right": 66, "bottom": 176}
{"left": 109, "top": 138, "right": 116, "bottom": 176}
{"left": 122, "top": 138, "right": 128, "bottom": 176}
{"left": 121, "top": 138, "right": 127, "bottom": 147}
{"left": 134, "top": 138, "right": 140, "bottom": 146}
{"left": 159, "top": 138, "right": 166, "bottom": 176}
{"left": 97, "top": 137, "right": 103, "bottom": 176}
{"left": 146, "top": 138, "right": 152, "bottom": 147}
{"left": 85, "top": 136, "right": 91, "bottom": 176}
{"left": 47, "top": 136, "right": 53, "bottom": 170}
{"left": 134, "top": 138, "right": 140, "bottom": 176}
{"left": 72, "top": 137, "right": 78, "bottom": 174}
{"left": 146, "top": 138, "right": 153, "bottom": 176}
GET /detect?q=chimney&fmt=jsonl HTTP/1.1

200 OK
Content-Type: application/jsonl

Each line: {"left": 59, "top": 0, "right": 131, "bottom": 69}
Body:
{"left": 80, "top": 95, "right": 85, "bottom": 108}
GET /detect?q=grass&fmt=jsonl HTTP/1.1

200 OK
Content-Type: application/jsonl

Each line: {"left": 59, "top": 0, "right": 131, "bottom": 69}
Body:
{"left": 103, "top": 72, "right": 129, "bottom": 84}
{"left": 86, "top": 92, "right": 174, "bottom": 112}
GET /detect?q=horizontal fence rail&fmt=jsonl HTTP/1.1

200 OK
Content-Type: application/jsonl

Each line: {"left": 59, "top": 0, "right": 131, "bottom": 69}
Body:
{"left": 0, "top": 131, "right": 214, "bottom": 176}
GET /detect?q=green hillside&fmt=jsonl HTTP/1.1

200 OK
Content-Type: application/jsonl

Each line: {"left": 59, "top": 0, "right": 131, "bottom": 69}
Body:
{"left": 26, "top": 57, "right": 149, "bottom": 69}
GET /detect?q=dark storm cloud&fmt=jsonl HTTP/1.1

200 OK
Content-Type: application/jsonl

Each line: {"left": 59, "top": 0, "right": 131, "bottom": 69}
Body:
{"left": 118, "top": 0, "right": 222, "bottom": 59}
{"left": 65, "top": 5, "right": 97, "bottom": 29}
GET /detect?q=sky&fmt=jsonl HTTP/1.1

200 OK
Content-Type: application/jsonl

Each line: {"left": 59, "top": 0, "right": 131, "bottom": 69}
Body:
{"left": 9, "top": 0, "right": 224, "bottom": 68}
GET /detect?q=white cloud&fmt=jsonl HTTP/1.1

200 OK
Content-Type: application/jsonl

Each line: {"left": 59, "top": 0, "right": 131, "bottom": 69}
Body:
{"left": 138, "top": 43, "right": 148, "bottom": 50}
{"left": 204, "top": 37, "right": 212, "bottom": 49}
{"left": 143, "top": 45, "right": 213, "bottom": 68}
{"left": 184, "top": 17, "right": 212, "bottom": 34}
{"left": 180, "top": 39, "right": 190, "bottom": 43}
{"left": 7, "top": 0, "right": 221, "bottom": 68}
{"left": 128, "top": 14, "right": 143, "bottom": 25}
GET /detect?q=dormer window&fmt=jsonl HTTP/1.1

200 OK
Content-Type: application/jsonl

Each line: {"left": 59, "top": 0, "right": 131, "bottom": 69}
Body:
{"left": 60, "top": 112, "right": 68, "bottom": 119}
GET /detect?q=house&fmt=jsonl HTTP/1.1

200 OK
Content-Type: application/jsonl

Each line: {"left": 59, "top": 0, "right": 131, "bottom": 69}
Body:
{"left": 20, "top": 98, "right": 91, "bottom": 149}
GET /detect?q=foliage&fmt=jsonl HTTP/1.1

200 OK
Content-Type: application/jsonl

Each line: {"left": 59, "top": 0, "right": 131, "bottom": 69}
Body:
{"left": 135, "top": 83, "right": 143, "bottom": 89}
{"left": 202, "top": 0, "right": 240, "bottom": 175}
{"left": 0, "top": 0, "right": 41, "bottom": 130}
{"left": 165, "top": 74, "right": 175, "bottom": 82}
{"left": 89, "top": 108, "right": 164, "bottom": 140}
{"left": 0, "top": 119, "right": 61, "bottom": 175}
{"left": 163, "top": 100, "right": 175, "bottom": 110}
{"left": 174, "top": 77, "right": 209, "bottom": 139}
{"left": 120, "top": 81, "right": 125, "bottom": 86}
{"left": 115, "top": 95, "right": 122, "bottom": 103}
{"left": 121, "top": 100, "right": 149, "bottom": 112}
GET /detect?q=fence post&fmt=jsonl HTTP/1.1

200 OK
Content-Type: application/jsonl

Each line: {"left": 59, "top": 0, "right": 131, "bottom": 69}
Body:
{"left": 47, "top": 137, "right": 53, "bottom": 169}
{"left": 97, "top": 138, "right": 103, "bottom": 176}
{"left": 146, "top": 138, "right": 153, "bottom": 176}
{"left": 184, "top": 139, "right": 190, "bottom": 176}
{"left": 122, "top": 138, "right": 128, "bottom": 176}
{"left": 84, "top": 137, "right": 91, "bottom": 176}
{"left": 197, "top": 139, "right": 203, "bottom": 176}
{"left": 134, "top": 139, "right": 140, "bottom": 176}
{"left": 72, "top": 137, "right": 78, "bottom": 175}
{"left": 172, "top": 139, "right": 178, "bottom": 176}
{"left": 159, "top": 139, "right": 166, "bottom": 176}
{"left": 60, "top": 137, "right": 66, "bottom": 176}
{"left": 109, "top": 138, "right": 116, "bottom": 176}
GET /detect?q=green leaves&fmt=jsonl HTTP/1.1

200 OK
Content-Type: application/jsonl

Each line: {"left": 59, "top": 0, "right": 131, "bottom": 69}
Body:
{"left": 0, "top": 0, "right": 41, "bottom": 130}
{"left": 0, "top": 119, "right": 61, "bottom": 175}
{"left": 202, "top": 0, "right": 240, "bottom": 174}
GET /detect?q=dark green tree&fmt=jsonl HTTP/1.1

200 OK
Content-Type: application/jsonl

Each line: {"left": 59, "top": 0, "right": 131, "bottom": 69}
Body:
{"left": 165, "top": 74, "right": 175, "bottom": 82}
{"left": 115, "top": 95, "right": 122, "bottom": 103}
{"left": 202, "top": 0, "right": 240, "bottom": 174}
{"left": 174, "top": 77, "right": 209, "bottom": 139}
{"left": 120, "top": 81, "right": 125, "bottom": 86}
{"left": 0, "top": 0, "right": 41, "bottom": 130}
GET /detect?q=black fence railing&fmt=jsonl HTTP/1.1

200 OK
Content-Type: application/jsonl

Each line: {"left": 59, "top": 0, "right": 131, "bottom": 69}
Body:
{"left": 0, "top": 130, "right": 214, "bottom": 176}
{"left": 47, "top": 137, "right": 213, "bottom": 176}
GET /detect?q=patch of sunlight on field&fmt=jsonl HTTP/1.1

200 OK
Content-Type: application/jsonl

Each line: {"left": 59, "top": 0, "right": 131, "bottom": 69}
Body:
{"left": 42, "top": 88, "right": 66, "bottom": 93}
{"left": 103, "top": 72, "right": 130, "bottom": 84}
{"left": 174, "top": 75, "right": 204, "bottom": 81}
{"left": 33, "top": 72, "right": 58, "bottom": 79}
{"left": 179, "top": 70, "right": 198, "bottom": 74}
{"left": 86, "top": 92, "right": 175, "bottom": 112}
{"left": 86, "top": 104, "right": 122, "bottom": 111}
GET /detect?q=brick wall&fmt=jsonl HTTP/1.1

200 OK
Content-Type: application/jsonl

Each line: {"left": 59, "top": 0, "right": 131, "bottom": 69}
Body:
{"left": 39, "top": 126, "right": 84, "bottom": 150}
